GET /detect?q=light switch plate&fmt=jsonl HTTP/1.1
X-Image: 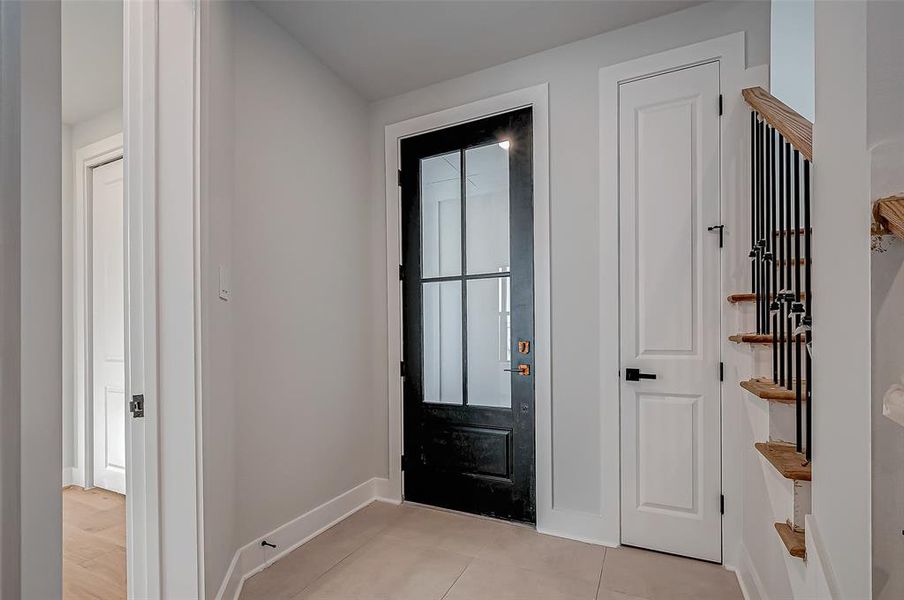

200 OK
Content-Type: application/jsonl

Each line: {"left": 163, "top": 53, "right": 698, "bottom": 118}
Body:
{"left": 218, "top": 265, "right": 230, "bottom": 301}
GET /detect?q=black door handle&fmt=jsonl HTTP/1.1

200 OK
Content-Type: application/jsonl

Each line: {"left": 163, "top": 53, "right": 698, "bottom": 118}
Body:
{"left": 625, "top": 368, "right": 657, "bottom": 382}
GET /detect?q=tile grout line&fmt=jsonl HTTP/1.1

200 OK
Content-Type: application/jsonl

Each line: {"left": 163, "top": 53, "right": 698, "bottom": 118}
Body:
{"left": 288, "top": 544, "right": 362, "bottom": 600}
{"left": 439, "top": 556, "right": 474, "bottom": 600}
{"left": 283, "top": 509, "right": 408, "bottom": 600}
{"left": 594, "top": 547, "right": 607, "bottom": 600}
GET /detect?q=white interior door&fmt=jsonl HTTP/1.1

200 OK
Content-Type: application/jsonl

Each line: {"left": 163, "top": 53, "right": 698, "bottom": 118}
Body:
{"left": 92, "top": 157, "right": 127, "bottom": 494}
{"left": 618, "top": 61, "right": 721, "bottom": 562}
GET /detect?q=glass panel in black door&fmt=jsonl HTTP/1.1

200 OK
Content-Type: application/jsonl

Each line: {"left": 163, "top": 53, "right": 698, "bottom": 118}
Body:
{"left": 400, "top": 108, "right": 535, "bottom": 523}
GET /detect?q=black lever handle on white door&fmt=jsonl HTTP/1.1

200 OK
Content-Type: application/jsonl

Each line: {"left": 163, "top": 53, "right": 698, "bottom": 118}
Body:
{"left": 625, "top": 368, "right": 657, "bottom": 382}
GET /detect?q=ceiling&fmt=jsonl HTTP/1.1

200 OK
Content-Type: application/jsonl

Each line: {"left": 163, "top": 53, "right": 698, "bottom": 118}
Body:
{"left": 255, "top": 0, "right": 704, "bottom": 101}
{"left": 62, "top": 0, "right": 122, "bottom": 124}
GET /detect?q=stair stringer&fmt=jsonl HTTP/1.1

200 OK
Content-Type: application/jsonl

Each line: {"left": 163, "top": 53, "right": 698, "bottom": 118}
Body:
{"left": 729, "top": 287, "right": 818, "bottom": 600}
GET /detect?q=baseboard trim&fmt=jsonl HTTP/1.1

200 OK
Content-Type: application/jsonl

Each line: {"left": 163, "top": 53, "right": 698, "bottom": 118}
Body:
{"left": 728, "top": 543, "right": 767, "bottom": 600}
{"left": 62, "top": 467, "right": 80, "bottom": 488}
{"left": 804, "top": 515, "right": 841, "bottom": 599}
{"left": 215, "top": 477, "right": 392, "bottom": 600}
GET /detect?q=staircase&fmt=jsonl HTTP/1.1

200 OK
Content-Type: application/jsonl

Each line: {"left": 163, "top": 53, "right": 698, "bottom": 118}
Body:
{"left": 873, "top": 194, "right": 904, "bottom": 240}
{"left": 729, "top": 87, "right": 814, "bottom": 561}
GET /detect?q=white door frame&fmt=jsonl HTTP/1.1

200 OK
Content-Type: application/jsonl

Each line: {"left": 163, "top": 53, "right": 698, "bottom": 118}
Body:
{"left": 123, "top": 0, "right": 203, "bottom": 597}
{"left": 383, "top": 84, "right": 557, "bottom": 531}
{"left": 598, "top": 33, "right": 746, "bottom": 552}
{"left": 122, "top": 0, "right": 162, "bottom": 596}
{"left": 3, "top": 1, "right": 202, "bottom": 596}
{"left": 73, "top": 133, "right": 124, "bottom": 491}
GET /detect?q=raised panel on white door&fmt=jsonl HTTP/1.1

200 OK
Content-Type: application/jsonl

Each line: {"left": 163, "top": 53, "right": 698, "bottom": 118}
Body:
{"left": 634, "top": 100, "right": 698, "bottom": 357}
{"left": 636, "top": 393, "right": 700, "bottom": 516}
{"left": 105, "top": 386, "right": 127, "bottom": 471}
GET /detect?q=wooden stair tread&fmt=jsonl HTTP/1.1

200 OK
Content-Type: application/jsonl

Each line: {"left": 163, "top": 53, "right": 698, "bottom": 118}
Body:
{"left": 743, "top": 87, "right": 813, "bottom": 161}
{"left": 727, "top": 293, "right": 756, "bottom": 304}
{"left": 873, "top": 194, "right": 904, "bottom": 240}
{"left": 755, "top": 442, "right": 811, "bottom": 481}
{"left": 740, "top": 378, "right": 807, "bottom": 403}
{"left": 729, "top": 332, "right": 782, "bottom": 345}
{"left": 774, "top": 522, "right": 806, "bottom": 559}
{"left": 727, "top": 292, "right": 807, "bottom": 304}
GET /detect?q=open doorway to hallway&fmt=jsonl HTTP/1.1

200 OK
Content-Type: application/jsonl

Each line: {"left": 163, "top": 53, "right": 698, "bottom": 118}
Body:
{"left": 61, "top": 1, "right": 126, "bottom": 597}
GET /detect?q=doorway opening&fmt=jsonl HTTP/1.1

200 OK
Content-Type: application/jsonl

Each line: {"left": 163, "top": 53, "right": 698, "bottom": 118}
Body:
{"left": 62, "top": 1, "right": 127, "bottom": 596}
{"left": 400, "top": 108, "right": 536, "bottom": 523}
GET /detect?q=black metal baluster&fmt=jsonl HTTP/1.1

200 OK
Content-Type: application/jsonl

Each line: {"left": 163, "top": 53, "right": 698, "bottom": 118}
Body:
{"left": 803, "top": 159, "right": 812, "bottom": 461}
{"left": 777, "top": 135, "right": 786, "bottom": 386}
{"left": 793, "top": 149, "right": 803, "bottom": 453}
{"left": 761, "top": 121, "right": 769, "bottom": 335}
{"left": 753, "top": 119, "right": 763, "bottom": 333}
{"left": 750, "top": 113, "right": 757, "bottom": 306}
{"left": 785, "top": 139, "right": 793, "bottom": 393}
{"left": 769, "top": 127, "right": 778, "bottom": 382}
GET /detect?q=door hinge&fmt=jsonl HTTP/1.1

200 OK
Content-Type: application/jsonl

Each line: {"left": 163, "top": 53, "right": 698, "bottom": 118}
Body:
{"left": 399, "top": 264, "right": 404, "bottom": 281}
{"left": 398, "top": 169, "right": 403, "bottom": 187}
{"left": 721, "top": 494, "right": 725, "bottom": 515}
{"left": 719, "top": 362, "right": 724, "bottom": 382}
{"left": 400, "top": 361, "right": 406, "bottom": 377}
{"left": 129, "top": 394, "right": 145, "bottom": 419}
{"left": 401, "top": 455, "right": 406, "bottom": 471}
{"left": 719, "top": 94, "right": 723, "bottom": 116}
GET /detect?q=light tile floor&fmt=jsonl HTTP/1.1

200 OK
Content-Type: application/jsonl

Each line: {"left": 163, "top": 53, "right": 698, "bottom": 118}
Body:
{"left": 240, "top": 501, "right": 743, "bottom": 600}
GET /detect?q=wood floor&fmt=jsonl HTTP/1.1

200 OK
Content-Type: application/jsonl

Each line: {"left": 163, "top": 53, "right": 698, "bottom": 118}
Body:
{"left": 240, "top": 501, "right": 743, "bottom": 600}
{"left": 63, "top": 486, "right": 126, "bottom": 599}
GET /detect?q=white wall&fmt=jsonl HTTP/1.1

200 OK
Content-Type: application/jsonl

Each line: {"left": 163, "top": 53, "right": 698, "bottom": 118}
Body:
{"left": 200, "top": 2, "right": 376, "bottom": 593}
{"left": 770, "top": 0, "right": 814, "bottom": 122}
{"left": 19, "top": 0, "right": 63, "bottom": 597}
{"left": 200, "top": 0, "right": 237, "bottom": 595}
{"left": 61, "top": 107, "right": 122, "bottom": 478}
{"left": 811, "top": 1, "right": 871, "bottom": 598}
{"left": 0, "top": 4, "right": 64, "bottom": 594}
{"left": 62, "top": 123, "right": 73, "bottom": 479}
{"left": 0, "top": 2, "right": 22, "bottom": 594}
{"left": 867, "top": 2, "right": 904, "bottom": 599}
{"left": 871, "top": 225, "right": 904, "bottom": 600}
{"left": 230, "top": 0, "right": 375, "bottom": 543}
{"left": 369, "top": 0, "right": 770, "bottom": 543}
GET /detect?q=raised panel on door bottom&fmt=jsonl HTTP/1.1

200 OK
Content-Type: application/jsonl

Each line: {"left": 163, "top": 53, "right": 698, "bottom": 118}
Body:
{"left": 636, "top": 393, "right": 701, "bottom": 517}
{"left": 635, "top": 98, "right": 699, "bottom": 357}
{"left": 105, "top": 386, "right": 126, "bottom": 470}
{"left": 422, "top": 425, "right": 512, "bottom": 479}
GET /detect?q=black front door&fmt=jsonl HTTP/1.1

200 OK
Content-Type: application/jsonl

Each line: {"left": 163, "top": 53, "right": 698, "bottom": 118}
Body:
{"left": 401, "top": 108, "right": 535, "bottom": 524}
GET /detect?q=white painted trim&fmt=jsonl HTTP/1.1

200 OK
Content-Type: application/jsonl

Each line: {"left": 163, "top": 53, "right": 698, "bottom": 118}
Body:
{"left": 192, "top": 4, "right": 207, "bottom": 596}
{"left": 805, "top": 514, "right": 841, "bottom": 599}
{"left": 73, "top": 133, "right": 123, "bottom": 494}
{"left": 382, "top": 84, "right": 555, "bottom": 531}
{"left": 62, "top": 468, "right": 77, "bottom": 488}
{"left": 727, "top": 543, "right": 767, "bottom": 600}
{"left": 124, "top": 1, "right": 160, "bottom": 595}
{"left": 151, "top": 0, "right": 204, "bottom": 597}
{"left": 598, "top": 32, "right": 747, "bottom": 552}
{"left": 215, "top": 478, "right": 393, "bottom": 600}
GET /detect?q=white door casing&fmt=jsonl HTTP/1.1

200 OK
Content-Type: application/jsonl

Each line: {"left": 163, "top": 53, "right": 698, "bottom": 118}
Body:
{"left": 91, "top": 158, "right": 126, "bottom": 494}
{"left": 618, "top": 61, "right": 722, "bottom": 562}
